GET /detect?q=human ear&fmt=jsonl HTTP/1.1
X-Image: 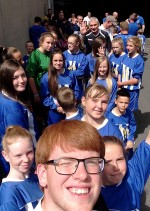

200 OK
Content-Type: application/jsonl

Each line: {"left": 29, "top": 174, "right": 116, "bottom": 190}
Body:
{"left": 2, "top": 151, "right": 10, "bottom": 162}
{"left": 36, "top": 164, "right": 48, "bottom": 188}
{"left": 81, "top": 96, "right": 86, "bottom": 107}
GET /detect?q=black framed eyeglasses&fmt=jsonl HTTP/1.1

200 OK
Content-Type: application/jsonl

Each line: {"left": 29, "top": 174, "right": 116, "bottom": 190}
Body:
{"left": 46, "top": 157, "right": 104, "bottom": 175}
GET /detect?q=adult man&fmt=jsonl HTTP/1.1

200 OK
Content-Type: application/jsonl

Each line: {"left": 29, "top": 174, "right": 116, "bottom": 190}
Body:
{"left": 83, "top": 17, "right": 111, "bottom": 54}
{"left": 29, "top": 16, "right": 47, "bottom": 49}
{"left": 99, "top": 15, "right": 117, "bottom": 41}
{"left": 34, "top": 120, "right": 106, "bottom": 211}
{"left": 83, "top": 12, "right": 92, "bottom": 26}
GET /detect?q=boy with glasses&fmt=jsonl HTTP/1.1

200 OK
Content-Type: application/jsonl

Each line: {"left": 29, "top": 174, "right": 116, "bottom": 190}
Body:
{"left": 34, "top": 120, "right": 107, "bottom": 211}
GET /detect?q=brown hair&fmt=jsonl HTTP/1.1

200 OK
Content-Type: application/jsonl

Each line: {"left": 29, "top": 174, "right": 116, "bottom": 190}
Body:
{"left": 48, "top": 48, "right": 65, "bottom": 97}
{"left": 56, "top": 87, "right": 75, "bottom": 112}
{"left": 36, "top": 120, "right": 105, "bottom": 165}
{"left": 92, "top": 37, "right": 106, "bottom": 57}
{"left": 103, "top": 136, "right": 126, "bottom": 156}
{"left": 2, "top": 125, "right": 33, "bottom": 152}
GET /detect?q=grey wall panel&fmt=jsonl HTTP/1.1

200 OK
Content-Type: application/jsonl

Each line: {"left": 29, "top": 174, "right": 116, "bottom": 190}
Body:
{"left": 0, "top": 0, "right": 48, "bottom": 54}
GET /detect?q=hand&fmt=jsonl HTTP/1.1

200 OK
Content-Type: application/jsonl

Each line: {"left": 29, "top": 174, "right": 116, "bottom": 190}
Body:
{"left": 117, "top": 81, "right": 123, "bottom": 88}
{"left": 125, "top": 141, "right": 134, "bottom": 150}
{"left": 34, "top": 95, "right": 40, "bottom": 103}
{"left": 97, "top": 47, "right": 105, "bottom": 57}
{"left": 57, "top": 106, "right": 64, "bottom": 114}
{"left": 80, "top": 22, "right": 87, "bottom": 35}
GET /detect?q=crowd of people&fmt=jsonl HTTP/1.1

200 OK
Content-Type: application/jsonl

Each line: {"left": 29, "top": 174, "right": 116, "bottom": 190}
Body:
{"left": 0, "top": 8, "right": 149, "bottom": 211}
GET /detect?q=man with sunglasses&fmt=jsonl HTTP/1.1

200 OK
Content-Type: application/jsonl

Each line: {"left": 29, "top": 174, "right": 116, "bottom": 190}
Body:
{"left": 34, "top": 120, "right": 107, "bottom": 211}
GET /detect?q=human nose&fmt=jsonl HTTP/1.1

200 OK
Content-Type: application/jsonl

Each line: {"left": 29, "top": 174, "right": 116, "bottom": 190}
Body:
{"left": 23, "top": 154, "right": 30, "bottom": 162}
{"left": 97, "top": 100, "right": 102, "bottom": 108}
{"left": 19, "top": 76, "right": 24, "bottom": 82}
{"left": 72, "top": 161, "right": 88, "bottom": 180}
{"left": 112, "top": 161, "right": 119, "bottom": 170}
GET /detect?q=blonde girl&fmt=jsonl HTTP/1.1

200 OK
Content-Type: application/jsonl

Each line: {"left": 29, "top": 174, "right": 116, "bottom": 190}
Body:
{"left": 89, "top": 56, "right": 118, "bottom": 113}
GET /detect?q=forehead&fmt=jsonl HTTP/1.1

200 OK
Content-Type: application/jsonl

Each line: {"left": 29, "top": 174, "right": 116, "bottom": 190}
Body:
{"left": 43, "top": 36, "right": 54, "bottom": 42}
{"left": 112, "top": 42, "right": 121, "bottom": 47}
{"left": 99, "top": 60, "right": 108, "bottom": 66}
{"left": 13, "top": 67, "right": 24, "bottom": 75}
{"left": 52, "top": 53, "right": 63, "bottom": 60}
{"left": 7, "top": 137, "right": 32, "bottom": 151}
{"left": 116, "top": 96, "right": 129, "bottom": 102}
{"left": 89, "top": 20, "right": 98, "bottom": 26}
{"left": 49, "top": 145, "right": 100, "bottom": 160}
{"left": 105, "top": 143, "right": 124, "bottom": 159}
{"left": 68, "top": 36, "right": 76, "bottom": 42}
{"left": 26, "top": 42, "right": 34, "bottom": 47}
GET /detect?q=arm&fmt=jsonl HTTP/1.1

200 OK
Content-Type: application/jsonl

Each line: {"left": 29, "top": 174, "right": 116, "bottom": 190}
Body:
{"left": 40, "top": 73, "right": 57, "bottom": 110}
{"left": 117, "top": 77, "right": 138, "bottom": 87}
{"left": 127, "top": 111, "right": 137, "bottom": 141}
{"left": 28, "top": 77, "right": 40, "bottom": 103}
{"left": 26, "top": 51, "right": 40, "bottom": 103}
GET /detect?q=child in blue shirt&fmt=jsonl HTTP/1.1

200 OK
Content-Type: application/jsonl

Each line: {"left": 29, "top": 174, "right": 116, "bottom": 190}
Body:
{"left": 118, "top": 36, "right": 145, "bottom": 111}
{"left": 107, "top": 88, "right": 136, "bottom": 159}
{"left": 56, "top": 86, "right": 83, "bottom": 120}
{"left": 0, "top": 126, "right": 42, "bottom": 210}
{"left": 81, "top": 83, "right": 122, "bottom": 140}
{"left": 100, "top": 135, "right": 150, "bottom": 211}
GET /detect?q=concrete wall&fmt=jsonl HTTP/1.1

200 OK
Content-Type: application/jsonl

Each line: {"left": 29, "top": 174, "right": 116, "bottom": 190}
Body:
{"left": 0, "top": 0, "right": 48, "bottom": 54}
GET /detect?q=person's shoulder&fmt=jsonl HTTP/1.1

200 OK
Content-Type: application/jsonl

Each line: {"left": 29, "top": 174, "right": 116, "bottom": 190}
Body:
{"left": 40, "top": 71, "right": 48, "bottom": 81}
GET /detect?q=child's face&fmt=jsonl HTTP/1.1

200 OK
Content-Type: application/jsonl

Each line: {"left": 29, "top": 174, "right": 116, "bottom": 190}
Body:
{"left": 13, "top": 67, "right": 27, "bottom": 93}
{"left": 98, "top": 60, "right": 108, "bottom": 78}
{"left": 126, "top": 41, "right": 138, "bottom": 56}
{"left": 41, "top": 36, "right": 54, "bottom": 52}
{"left": 115, "top": 96, "right": 130, "bottom": 114}
{"left": 102, "top": 143, "right": 127, "bottom": 186}
{"left": 82, "top": 93, "right": 109, "bottom": 120}
{"left": 52, "top": 53, "right": 64, "bottom": 71}
{"left": 112, "top": 42, "right": 123, "bottom": 55}
{"left": 26, "top": 42, "right": 34, "bottom": 53}
{"left": 67, "top": 37, "right": 79, "bottom": 52}
{"left": 3, "top": 137, "right": 34, "bottom": 175}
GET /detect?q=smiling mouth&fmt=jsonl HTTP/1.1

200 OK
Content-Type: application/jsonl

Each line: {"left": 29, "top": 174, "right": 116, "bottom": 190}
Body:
{"left": 69, "top": 188, "right": 89, "bottom": 194}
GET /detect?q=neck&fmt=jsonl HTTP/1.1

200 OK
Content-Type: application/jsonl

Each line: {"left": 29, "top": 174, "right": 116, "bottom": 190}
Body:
{"left": 128, "top": 52, "right": 138, "bottom": 58}
{"left": 6, "top": 168, "right": 28, "bottom": 180}
{"left": 65, "top": 108, "right": 78, "bottom": 117}
{"left": 38, "top": 46, "right": 46, "bottom": 53}
{"left": 84, "top": 115, "right": 105, "bottom": 129}
{"left": 98, "top": 75, "right": 106, "bottom": 79}
{"left": 57, "top": 68, "right": 65, "bottom": 75}
{"left": 113, "top": 107, "right": 125, "bottom": 115}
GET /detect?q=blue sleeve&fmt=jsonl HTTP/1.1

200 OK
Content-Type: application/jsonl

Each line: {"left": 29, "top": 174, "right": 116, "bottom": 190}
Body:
{"left": 69, "top": 71, "right": 80, "bottom": 100}
{"left": 127, "top": 111, "right": 136, "bottom": 141}
{"left": 5, "top": 109, "right": 28, "bottom": 130}
{"left": 0, "top": 203, "right": 21, "bottom": 211}
{"left": 132, "top": 57, "right": 144, "bottom": 79}
{"left": 40, "top": 73, "right": 57, "bottom": 109}
{"left": 106, "top": 79, "right": 117, "bottom": 112}
{"left": 75, "top": 56, "right": 88, "bottom": 77}
{"left": 128, "top": 141, "right": 150, "bottom": 193}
